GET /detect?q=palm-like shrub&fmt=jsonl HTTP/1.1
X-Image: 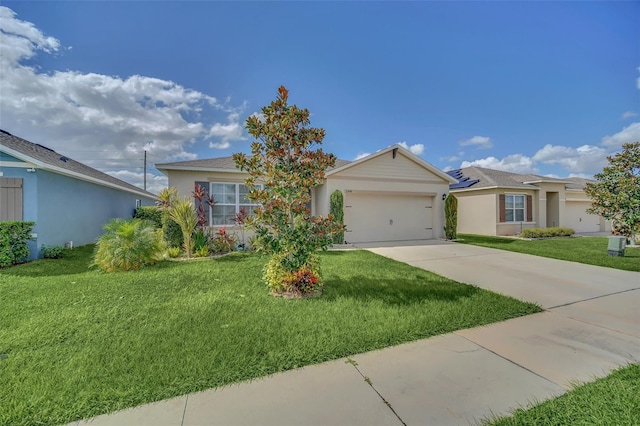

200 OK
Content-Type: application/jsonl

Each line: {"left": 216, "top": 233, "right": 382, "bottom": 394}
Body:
{"left": 156, "top": 187, "right": 183, "bottom": 248}
{"left": 168, "top": 197, "right": 198, "bottom": 257}
{"left": 93, "top": 219, "right": 166, "bottom": 272}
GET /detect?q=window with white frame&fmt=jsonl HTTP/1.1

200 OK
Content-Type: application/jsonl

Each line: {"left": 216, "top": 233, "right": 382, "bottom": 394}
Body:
{"left": 505, "top": 194, "right": 525, "bottom": 222}
{"left": 210, "top": 182, "right": 260, "bottom": 225}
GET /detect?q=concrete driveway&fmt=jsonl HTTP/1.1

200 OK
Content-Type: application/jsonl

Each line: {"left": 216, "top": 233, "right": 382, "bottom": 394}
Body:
{"left": 367, "top": 240, "right": 639, "bottom": 309}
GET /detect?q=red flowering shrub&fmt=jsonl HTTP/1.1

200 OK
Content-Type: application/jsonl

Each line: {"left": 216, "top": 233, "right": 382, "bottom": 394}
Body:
{"left": 284, "top": 266, "right": 320, "bottom": 295}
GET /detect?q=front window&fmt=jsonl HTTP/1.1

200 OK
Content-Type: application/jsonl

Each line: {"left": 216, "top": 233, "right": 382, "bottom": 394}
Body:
{"left": 505, "top": 194, "right": 525, "bottom": 222}
{"left": 210, "top": 183, "right": 260, "bottom": 225}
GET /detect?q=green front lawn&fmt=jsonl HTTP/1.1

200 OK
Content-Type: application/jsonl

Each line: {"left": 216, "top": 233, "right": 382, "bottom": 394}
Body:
{"left": 458, "top": 235, "right": 640, "bottom": 272}
{"left": 0, "top": 246, "right": 539, "bottom": 425}
{"left": 486, "top": 363, "right": 640, "bottom": 425}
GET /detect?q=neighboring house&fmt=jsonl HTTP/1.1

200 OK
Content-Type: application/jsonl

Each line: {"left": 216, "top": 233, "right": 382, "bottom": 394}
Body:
{"left": 0, "top": 129, "right": 157, "bottom": 259}
{"left": 446, "top": 166, "right": 610, "bottom": 236}
{"left": 156, "top": 145, "right": 457, "bottom": 244}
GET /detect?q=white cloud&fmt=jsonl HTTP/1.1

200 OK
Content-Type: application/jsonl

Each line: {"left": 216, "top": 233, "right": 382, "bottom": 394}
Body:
{"left": 532, "top": 144, "right": 607, "bottom": 173}
{"left": 208, "top": 112, "right": 245, "bottom": 149}
{"left": 354, "top": 152, "right": 370, "bottom": 160}
{"left": 568, "top": 173, "right": 594, "bottom": 179}
{"left": 397, "top": 141, "right": 425, "bottom": 155}
{"left": 106, "top": 170, "right": 168, "bottom": 195}
{"left": 461, "top": 154, "right": 537, "bottom": 174}
{"left": 459, "top": 135, "right": 493, "bottom": 149}
{"left": 0, "top": 7, "right": 244, "bottom": 190}
{"left": 0, "top": 6, "right": 60, "bottom": 64}
{"left": 621, "top": 111, "right": 637, "bottom": 120}
{"left": 601, "top": 122, "right": 640, "bottom": 147}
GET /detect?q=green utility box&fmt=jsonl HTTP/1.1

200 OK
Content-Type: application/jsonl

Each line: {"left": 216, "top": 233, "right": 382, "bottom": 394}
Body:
{"left": 607, "top": 236, "right": 626, "bottom": 257}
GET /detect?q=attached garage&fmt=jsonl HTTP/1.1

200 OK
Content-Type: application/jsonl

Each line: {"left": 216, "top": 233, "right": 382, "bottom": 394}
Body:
{"left": 316, "top": 146, "right": 456, "bottom": 243}
{"left": 564, "top": 201, "right": 601, "bottom": 233}
{"left": 343, "top": 192, "right": 434, "bottom": 243}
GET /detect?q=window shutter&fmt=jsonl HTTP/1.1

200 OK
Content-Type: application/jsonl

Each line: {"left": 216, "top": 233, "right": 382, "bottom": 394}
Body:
{"left": 195, "top": 181, "right": 210, "bottom": 226}
{"left": 499, "top": 194, "right": 506, "bottom": 222}
{"left": 526, "top": 195, "right": 533, "bottom": 222}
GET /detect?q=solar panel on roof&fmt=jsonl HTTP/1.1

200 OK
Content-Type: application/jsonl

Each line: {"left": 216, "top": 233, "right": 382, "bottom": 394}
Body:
{"left": 447, "top": 169, "right": 480, "bottom": 189}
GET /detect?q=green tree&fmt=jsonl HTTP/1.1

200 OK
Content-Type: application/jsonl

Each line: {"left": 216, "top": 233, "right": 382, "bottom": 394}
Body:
{"left": 233, "top": 86, "right": 344, "bottom": 295}
{"left": 444, "top": 193, "right": 458, "bottom": 240}
{"left": 585, "top": 142, "right": 640, "bottom": 244}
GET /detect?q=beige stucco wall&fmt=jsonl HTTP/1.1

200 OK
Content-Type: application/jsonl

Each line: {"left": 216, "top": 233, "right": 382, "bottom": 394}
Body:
{"left": 454, "top": 188, "right": 539, "bottom": 236}
{"left": 455, "top": 191, "right": 498, "bottom": 235}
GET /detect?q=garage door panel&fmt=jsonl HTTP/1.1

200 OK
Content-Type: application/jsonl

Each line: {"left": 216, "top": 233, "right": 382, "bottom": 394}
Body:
{"left": 565, "top": 202, "right": 600, "bottom": 233}
{"left": 344, "top": 193, "right": 433, "bottom": 243}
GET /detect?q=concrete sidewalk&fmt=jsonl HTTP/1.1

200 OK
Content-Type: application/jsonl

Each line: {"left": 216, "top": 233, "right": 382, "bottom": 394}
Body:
{"left": 72, "top": 243, "right": 639, "bottom": 426}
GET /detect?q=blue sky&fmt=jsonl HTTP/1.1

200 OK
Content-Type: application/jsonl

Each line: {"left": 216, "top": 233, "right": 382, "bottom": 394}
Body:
{"left": 1, "top": 1, "right": 638, "bottom": 193}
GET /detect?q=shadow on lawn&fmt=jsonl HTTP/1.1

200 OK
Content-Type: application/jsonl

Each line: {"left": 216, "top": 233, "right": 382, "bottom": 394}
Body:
{"left": 459, "top": 236, "right": 518, "bottom": 246}
{"left": 323, "top": 275, "right": 479, "bottom": 306}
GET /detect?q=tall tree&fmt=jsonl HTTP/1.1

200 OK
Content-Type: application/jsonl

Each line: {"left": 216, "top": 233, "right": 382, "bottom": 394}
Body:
{"left": 585, "top": 142, "right": 640, "bottom": 244}
{"left": 233, "top": 86, "right": 344, "bottom": 295}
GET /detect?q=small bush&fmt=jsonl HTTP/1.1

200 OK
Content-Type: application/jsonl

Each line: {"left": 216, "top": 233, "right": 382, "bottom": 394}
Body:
{"left": 162, "top": 218, "right": 183, "bottom": 248}
{"left": 0, "top": 221, "right": 35, "bottom": 268}
{"left": 133, "top": 206, "right": 162, "bottom": 228}
{"left": 193, "top": 229, "right": 209, "bottom": 251}
{"left": 208, "top": 227, "right": 238, "bottom": 254}
{"left": 194, "top": 246, "right": 210, "bottom": 258}
{"left": 520, "top": 227, "right": 575, "bottom": 238}
{"left": 165, "top": 247, "right": 181, "bottom": 258}
{"left": 93, "top": 218, "right": 166, "bottom": 272}
{"left": 41, "top": 245, "right": 65, "bottom": 259}
{"left": 264, "top": 253, "right": 322, "bottom": 295}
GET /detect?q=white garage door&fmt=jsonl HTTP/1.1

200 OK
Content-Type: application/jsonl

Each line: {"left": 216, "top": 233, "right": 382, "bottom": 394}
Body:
{"left": 343, "top": 193, "right": 433, "bottom": 243}
{"left": 565, "top": 201, "right": 601, "bottom": 233}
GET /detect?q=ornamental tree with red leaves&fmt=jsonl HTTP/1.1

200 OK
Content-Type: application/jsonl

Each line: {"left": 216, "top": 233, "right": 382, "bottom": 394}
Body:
{"left": 233, "top": 86, "right": 344, "bottom": 290}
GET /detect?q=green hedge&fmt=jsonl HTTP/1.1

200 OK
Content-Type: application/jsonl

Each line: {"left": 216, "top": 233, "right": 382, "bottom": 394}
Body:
{"left": 0, "top": 221, "right": 35, "bottom": 268}
{"left": 520, "top": 227, "right": 575, "bottom": 238}
{"left": 133, "top": 206, "right": 162, "bottom": 228}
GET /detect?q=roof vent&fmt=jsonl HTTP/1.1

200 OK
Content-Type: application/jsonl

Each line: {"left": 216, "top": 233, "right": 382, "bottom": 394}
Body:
{"left": 60, "top": 156, "right": 69, "bottom": 162}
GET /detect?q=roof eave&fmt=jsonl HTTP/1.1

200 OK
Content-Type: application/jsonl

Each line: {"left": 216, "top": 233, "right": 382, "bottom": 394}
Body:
{"left": 451, "top": 185, "right": 540, "bottom": 193}
{"left": 155, "top": 164, "right": 247, "bottom": 174}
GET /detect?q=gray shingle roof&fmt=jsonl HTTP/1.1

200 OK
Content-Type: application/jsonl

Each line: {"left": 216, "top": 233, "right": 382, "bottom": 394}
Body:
{"left": 156, "top": 156, "right": 352, "bottom": 172}
{"left": 564, "top": 177, "right": 595, "bottom": 190}
{"left": 449, "top": 166, "right": 589, "bottom": 191}
{"left": 0, "top": 129, "right": 156, "bottom": 198}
